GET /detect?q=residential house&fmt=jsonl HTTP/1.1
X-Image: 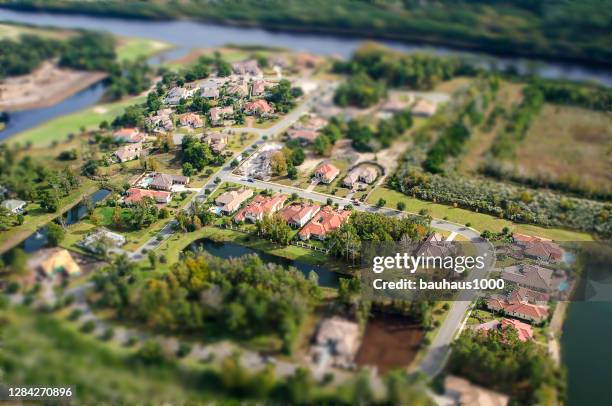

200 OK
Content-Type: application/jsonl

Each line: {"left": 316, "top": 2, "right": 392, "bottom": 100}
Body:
{"left": 414, "top": 233, "right": 459, "bottom": 259}
{"left": 27, "top": 247, "right": 81, "bottom": 280}
{"left": 114, "top": 142, "right": 142, "bottom": 163}
{"left": 311, "top": 317, "right": 360, "bottom": 368}
{"left": 295, "top": 53, "right": 321, "bottom": 70}
{"left": 444, "top": 375, "right": 509, "bottom": 406}
{"left": 164, "top": 87, "right": 191, "bottom": 105}
{"left": 227, "top": 81, "right": 249, "bottom": 98}
{"left": 287, "top": 128, "right": 319, "bottom": 144}
{"left": 411, "top": 99, "right": 437, "bottom": 117}
{"left": 145, "top": 109, "right": 174, "bottom": 133}
{"left": 125, "top": 188, "right": 172, "bottom": 205}
{"left": 313, "top": 163, "right": 340, "bottom": 184}
{"left": 302, "top": 116, "right": 328, "bottom": 131}
{"left": 298, "top": 206, "right": 351, "bottom": 240}
{"left": 342, "top": 165, "right": 378, "bottom": 188}
{"left": 234, "top": 193, "right": 288, "bottom": 223}
{"left": 487, "top": 292, "right": 549, "bottom": 324}
{"left": 209, "top": 106, "right": 234, "bottom": 125}
{"left": 79, "top": 228, "right": 126, "bottom": 254}
{"left": 381, "top": 95, "right": 412, "bottom": 113}
{"left": 278, "top": 203, "right": 320, "bottom": 228}
{"left": 204, "top": 132, "right": 230, "bottom": 154}
{"left": 149, "top": 173, "right": 190, "bottom": 191}
{"left": 199, "top": 79, "right": 224, "bottom": 99}
{"left": 1, "top": 199, "right": 26, "bottom": 214}
{"left": 251, "top": 80, "right": 266, "bottom": 97}
{"left": 215, "top": 189, "right": 254, "bottom": 214}
{"left": 113, "top": 127, "right": 142, "bottom": 143}
{"left": 473, "top": 318, "right": 534, "bottom": 342}
{"left": 244, "top": 99, "right": 272, "bottom": 116}
{"left": 178, "top": 112, "right": 204, "bottom": 128}
{"left": 513, "top": 233, "right": 564, "bottom": 262}
{"left": 501, "top": 264, "right": 564, "bottom": 293}
{"left": 232, "top": 59, "right": 262, "bottom": 77}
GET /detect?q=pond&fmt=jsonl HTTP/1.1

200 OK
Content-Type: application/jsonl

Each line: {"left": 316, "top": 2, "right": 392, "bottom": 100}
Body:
{"left": 187, "top": 238, "right": 340, "bottom": 288}
{"left": 22, "top": 189, "right": 111, "bottom": 253}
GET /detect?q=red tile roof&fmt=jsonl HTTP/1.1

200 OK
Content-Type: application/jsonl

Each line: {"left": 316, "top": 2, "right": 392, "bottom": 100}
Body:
{"left": 501, "top": 318, "right": 534, "bottom": 342}
{"left": 314, "top": 163, "right": 340, "bottom": 183}
{"left": 244, "top": 99, "right": 272, "bottom": 114}
{"left": 125, "top": 188, "right": 171, "bottom": 204}
{"left": 487, "top": 296, "right": 549, "bottom": 322}
{"left": 298, "top": 206, "right": 351, "bottom": 239}
{"left": 234, "top": 193, "right": 288, "bottom": 222}
{"left": 278, "top": 203, "right": 320, "bottom": 226}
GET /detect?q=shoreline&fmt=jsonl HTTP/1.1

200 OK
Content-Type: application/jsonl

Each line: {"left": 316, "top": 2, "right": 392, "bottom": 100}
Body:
{"left": 0, "top": 71, "right": 107, "bottom": 112}
{"left": 1, "top": 5, "right": 610, "bottom": 70}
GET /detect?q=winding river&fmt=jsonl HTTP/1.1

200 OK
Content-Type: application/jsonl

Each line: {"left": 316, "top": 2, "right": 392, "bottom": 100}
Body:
{"left": 1, "top": 9, "right": 609, "bottom": 403}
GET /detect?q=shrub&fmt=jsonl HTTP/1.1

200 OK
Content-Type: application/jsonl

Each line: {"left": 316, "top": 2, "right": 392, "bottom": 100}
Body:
{"left": 80, "top": 320, "right": 96, "bottom": 334}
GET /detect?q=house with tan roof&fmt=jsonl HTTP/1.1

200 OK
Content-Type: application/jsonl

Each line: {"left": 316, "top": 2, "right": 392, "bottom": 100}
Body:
{"left": 244, "top": 99, "right": 272, "bottom": 116}
{"left": 342, "top": 165, "right": 378, "bottom": 188}
{"left": 501, "top": 264, "right": 565, "bottom": 293}
{"left": 204, "top": 132, "right": 230, "bottom": 154}
{"left": 145, "top": 109, "right": 174, "bottom": 133}
{"left": 298, "top": 206, "right": 351, "bottom": 240}
{"left": 287, "top": 128, "right": 319, "bottom": 144}
{"left": 234, "top": 193, "right": 288, "bottom": 223}
{"left": 311, "top": 316, "right": 360, "bottom": 368}
{"left": 251, "top": 80, "right": 266, "bottom": 97}
{"left": 278, "top": 202, "right": 320, "bottom": 228}
{"left": 114, "top": 142, "right": 142, "bottom": 163}
{"left": 313, "top": 163, "right": 340, "bottom": 184}
{"left": 232, "top": 59, "right": 262, "bottom": 77}
{"left": 178, "top": 112, "right": 204, "bottom": 128}
{"left": 125, "top": 188, "right": 171, "bottom": 205}
{"left": 149, "top": 172, "right": 190, "bottom": 191}
{"left": 215, "top": 189, "right": 254, "bottom": 214}
{"left": 209, "top": 106, "right": 234, "bottom": 125}
{"left": 113, "top": 127, "right": 142, "bottom": 143}
{"left": 27, "top": 247, "right": 81, "bottom": 280}
{"left": 444, "top": 375, "right": 509, "bottom": 406}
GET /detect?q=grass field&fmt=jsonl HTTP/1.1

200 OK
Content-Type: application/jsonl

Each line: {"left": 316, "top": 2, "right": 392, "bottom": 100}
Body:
{"left": 0, "top": 22, "right": 73, "bottom": 40}
{"left": 8, "top": 95, "right": 146, "bottom": 147}
{"left": 515, "top": 104, "right": 611, "bottom": 194}
{"left": 367, "top": 187, "right": 593, "bottom": 241}
{"left": 116, "top": 37, "right": 173, "bottom": 62}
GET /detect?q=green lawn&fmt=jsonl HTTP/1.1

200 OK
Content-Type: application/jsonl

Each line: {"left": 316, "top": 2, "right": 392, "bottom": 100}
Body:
{"left": 367, "top": 187, "right": 593, "bottom": 241}
{"left": 0, "top": 22, "right": 73, "bottom": 40}
{"left": 116, "top": 37, "right": 173, "bottom": 62}
{"left": 8, "top": 95, "right": 146, "bottom": 147}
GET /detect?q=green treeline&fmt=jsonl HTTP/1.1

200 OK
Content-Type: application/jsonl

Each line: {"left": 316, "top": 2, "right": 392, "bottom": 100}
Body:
{"left": 449, "top": 329, "right": 564, "bottom": 405}
{"left": 92, "top": 253, "right": 321, "bottom": 353}
{"left": 4, "top": 0, "right": 611, "bottom": 67}
{"left": 0, "top": 31, "right": 116, "bottom": 78}
{"left": 423, "top": 123, "right": 470, "bottom": 174}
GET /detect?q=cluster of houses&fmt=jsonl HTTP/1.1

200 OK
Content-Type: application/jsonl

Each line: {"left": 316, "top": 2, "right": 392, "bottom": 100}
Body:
{"left": 470, "top": 233, "right": 569, "bottom": 346}
{"left": 122, "top": 172, "right": 190, "bottom": 206}
{"left": 213, "top": 188, "right": 352, "bottom": 241}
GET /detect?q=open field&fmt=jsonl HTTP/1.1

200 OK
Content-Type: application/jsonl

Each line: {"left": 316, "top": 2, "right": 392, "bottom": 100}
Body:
{"left": 367, "top": 187, "right": 594, "bottom": 241}
{"left": 0, "top": 22, "right": 74, "bottom": 40}
{"left": 7, "top": 95, "right": 146, "bottom": 146}
{"left": 514, "top": 104, "right": 611, "bottom": 194}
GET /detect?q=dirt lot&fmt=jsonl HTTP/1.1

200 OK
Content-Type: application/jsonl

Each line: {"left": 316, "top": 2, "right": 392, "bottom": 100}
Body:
{"left": 515, "top": 104, "right": 611, "bottom": 193}
{"left": 0, "top": 61, "right": 107, "bottom": 111}
{"left": 355, "top": 312, "right": 424, "bottom": 374}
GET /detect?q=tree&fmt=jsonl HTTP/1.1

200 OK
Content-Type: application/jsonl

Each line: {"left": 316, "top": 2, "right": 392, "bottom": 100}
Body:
{"left": 270, "top": 151, "right": 288, "bottom": 176}
{"left": 112, "top": 206, "right": 123, "bottom": 228}
{"left": 377, "top": 198, "right": 386, "bottom": 207}
{"left": 397, "top": 201, "right": 406, "bottom": 211}
{"left": 313, "top": 135, "right": 331, "bottom": 156}
{"left": 46, "top": 222, "right": 65, "bottom": 246}
{"left": 148, "top": 250, "right": 158, "bottom": 268}
{"left": 290, "top": 148, "right": 305, "bottom": 166}
{"left": 287, "top": 166, "right": 298, "bottom": 180}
